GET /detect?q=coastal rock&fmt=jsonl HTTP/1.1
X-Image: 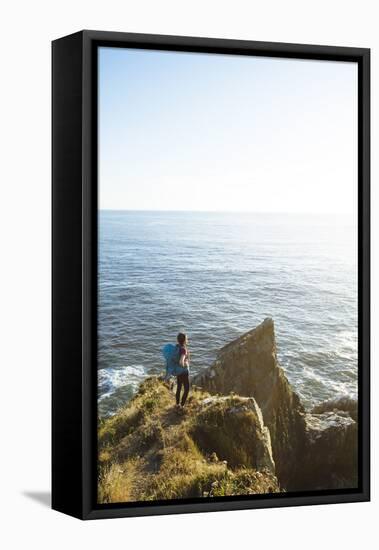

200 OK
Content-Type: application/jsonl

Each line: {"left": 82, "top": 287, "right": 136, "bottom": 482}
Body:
{"left": 193, "top": 318, "right": 306, "bottom": 489}
{"left": 311, "top": 396, "right": 358, "bottom": 422}
{"left": 192, "top": 395, "right": 275, "bottom": 474}
{"left": 297, "top": 409, "right": 358, "bottom": 490}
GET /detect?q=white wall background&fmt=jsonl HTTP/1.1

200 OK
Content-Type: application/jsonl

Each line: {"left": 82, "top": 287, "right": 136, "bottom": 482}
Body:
{"left": 0, "top": 1, "right": 376, "bottom": 548}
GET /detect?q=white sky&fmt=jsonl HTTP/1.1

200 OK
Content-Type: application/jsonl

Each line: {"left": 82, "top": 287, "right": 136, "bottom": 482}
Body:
{"left": 99, "top": 47, "right": 357, "bottom": 214}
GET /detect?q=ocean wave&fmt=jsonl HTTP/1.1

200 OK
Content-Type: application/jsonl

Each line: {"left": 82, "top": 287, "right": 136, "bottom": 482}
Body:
{"left": 98, "top": 365, "right": 148, "bottom": 399}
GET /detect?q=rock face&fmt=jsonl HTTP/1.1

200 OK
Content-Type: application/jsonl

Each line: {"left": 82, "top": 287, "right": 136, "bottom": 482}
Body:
{"left": 298, "top": 403, "right": 358, "bottom": 490}
{"left": 311, "top": 396, "right": 358, "bottom": 422}
{"left": 192, "top": 395, "right": 276, "bottom": 474}
{"left": 194, "top": 318, "right": 306, "bottom": 489}
{"left": 194, "top": 318, "right": 358, "bottom": 492}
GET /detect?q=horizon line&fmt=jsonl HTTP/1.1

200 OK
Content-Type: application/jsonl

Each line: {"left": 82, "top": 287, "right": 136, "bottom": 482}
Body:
{"left": 98, "top": 208, "right": 354, "bottom": 216}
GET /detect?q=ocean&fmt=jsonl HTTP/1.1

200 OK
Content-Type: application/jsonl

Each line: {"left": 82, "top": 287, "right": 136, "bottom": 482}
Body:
{"left": 98, "top": 210, "right": 358, "bottom": 417}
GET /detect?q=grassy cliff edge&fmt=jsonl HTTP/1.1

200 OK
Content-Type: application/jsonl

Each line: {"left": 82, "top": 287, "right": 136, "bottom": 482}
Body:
{"left": 98, "top": 377, "right": 280, "bottom": 503}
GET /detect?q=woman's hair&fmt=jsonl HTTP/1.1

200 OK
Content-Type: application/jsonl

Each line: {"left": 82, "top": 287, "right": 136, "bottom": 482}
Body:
{"left": 177, "top": 333, "right": 188, "bottom": 347}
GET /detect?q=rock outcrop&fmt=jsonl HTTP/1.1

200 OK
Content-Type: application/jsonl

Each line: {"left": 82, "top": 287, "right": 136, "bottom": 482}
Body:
{"left": 193, "top": 318, "right": 306, "bottom": 489}
{"left": 298, "top": 402, "right": 358, "bottom": 490}
{"left": 311, "top": 395, "right": 358, "bottom": 422}
{"left": 191, "top": 395, "right": 276, "bottom": 474}
{"left": 193, "top": 318, "right": 358, "bottom": 492}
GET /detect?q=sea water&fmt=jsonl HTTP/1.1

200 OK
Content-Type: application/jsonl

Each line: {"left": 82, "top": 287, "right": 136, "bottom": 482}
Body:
{"left": 98, "top": 210, "right": 357, "bottom": 417}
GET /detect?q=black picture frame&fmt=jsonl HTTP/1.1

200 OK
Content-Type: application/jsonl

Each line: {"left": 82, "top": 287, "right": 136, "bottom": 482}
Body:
{"left": 52, "top": 30, "right": 370, "bottom": 520}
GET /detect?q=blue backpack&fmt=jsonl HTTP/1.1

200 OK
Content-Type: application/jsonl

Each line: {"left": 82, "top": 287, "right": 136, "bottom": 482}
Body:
{"left": 162, "top": 344, "right": 187, "bottom": 378}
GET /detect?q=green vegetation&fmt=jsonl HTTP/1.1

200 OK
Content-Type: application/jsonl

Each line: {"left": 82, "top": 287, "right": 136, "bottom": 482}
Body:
{"left": 98, "top": 377, "right": 280, "bottom": 503}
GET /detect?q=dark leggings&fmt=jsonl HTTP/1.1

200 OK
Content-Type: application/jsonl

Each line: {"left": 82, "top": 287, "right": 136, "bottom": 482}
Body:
{"left": 176, "top": 371, "right": 190, "bottom": 406}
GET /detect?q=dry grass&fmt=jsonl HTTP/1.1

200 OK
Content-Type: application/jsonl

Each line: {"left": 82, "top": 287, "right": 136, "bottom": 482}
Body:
{"left": 98, "top": 377, "right": 280, "bottom": 503}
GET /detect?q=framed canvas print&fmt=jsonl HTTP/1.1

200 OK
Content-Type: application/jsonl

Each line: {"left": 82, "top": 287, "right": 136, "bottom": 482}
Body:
{"left": 52, "top": 30, "right": 370, "bottom": 520}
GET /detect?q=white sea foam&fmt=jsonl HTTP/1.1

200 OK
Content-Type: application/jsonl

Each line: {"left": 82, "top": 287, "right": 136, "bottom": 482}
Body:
{"left": 98, "top": 365, "right": 147, "bottom": 401}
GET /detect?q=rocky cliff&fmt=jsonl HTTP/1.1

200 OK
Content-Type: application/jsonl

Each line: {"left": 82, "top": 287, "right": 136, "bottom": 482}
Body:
{"left": 98, "top": 319, "right": 358, "bottom": 502}
{"left": 299, "top": 399, "right": 358, "bottom": 490}
{"left": 193, "top": 318, "right": 306, "bottom": 489}
{"left": 193, "top": 318, "right": 358, "bottom": 491}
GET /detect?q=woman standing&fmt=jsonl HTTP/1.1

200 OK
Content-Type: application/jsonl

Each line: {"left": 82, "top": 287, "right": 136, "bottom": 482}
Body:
{"left": 175, "top": 332, "right": 190, "bottom": 411}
